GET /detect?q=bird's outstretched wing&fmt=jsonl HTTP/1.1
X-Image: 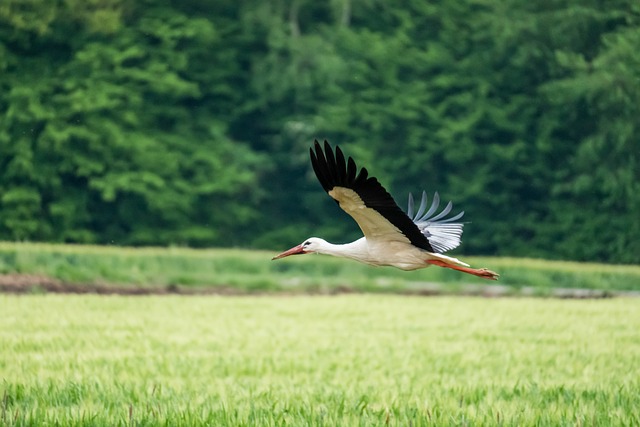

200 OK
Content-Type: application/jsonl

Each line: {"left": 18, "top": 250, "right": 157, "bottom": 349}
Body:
{"left": 310, "top": 140, "right": 434, "bottom": 251}
{"left": 407, "top": 191, "right": 465, "bottom": 253}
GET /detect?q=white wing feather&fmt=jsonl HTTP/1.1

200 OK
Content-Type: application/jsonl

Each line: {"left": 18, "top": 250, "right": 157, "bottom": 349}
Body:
{"left": 407, "top": 191, "right": 464, "bottom": 253}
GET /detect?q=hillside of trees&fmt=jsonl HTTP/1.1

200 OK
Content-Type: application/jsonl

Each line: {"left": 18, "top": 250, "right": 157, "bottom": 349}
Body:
{"left": 1, "top": 0, "right": 638, "bottom": 263}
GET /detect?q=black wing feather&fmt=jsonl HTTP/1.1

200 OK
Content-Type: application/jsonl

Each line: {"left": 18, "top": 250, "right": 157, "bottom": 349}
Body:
{"left": 310, "top": 146, "right": 331, "bottom": 192}
{"left": 346, "top": 156, "right": 357, "bottom": 182}
{"left": 310, "top": 140, "right": 434, "bottom": 252}
{"left": 335, "top": 145, "right": 347, "bottom": 184}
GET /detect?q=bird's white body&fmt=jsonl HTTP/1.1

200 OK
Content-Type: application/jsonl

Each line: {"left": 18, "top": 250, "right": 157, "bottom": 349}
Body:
{"left": 304, "top": 237, "right": 470, "bottom": 271}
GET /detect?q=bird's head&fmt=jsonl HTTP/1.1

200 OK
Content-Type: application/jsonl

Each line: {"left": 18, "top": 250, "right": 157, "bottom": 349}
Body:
{"left": 272, "top": 237, "right": 325, "bottom": 260}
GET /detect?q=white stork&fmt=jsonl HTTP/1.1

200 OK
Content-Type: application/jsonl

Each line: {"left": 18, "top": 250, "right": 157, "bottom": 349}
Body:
{"left": 272, "top": 140, "right": 499, "bottom": 280}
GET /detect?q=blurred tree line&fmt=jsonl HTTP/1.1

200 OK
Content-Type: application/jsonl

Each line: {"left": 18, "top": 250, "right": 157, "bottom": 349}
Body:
{"left": 0, "top": 0, "right": 638, "bottom": 263}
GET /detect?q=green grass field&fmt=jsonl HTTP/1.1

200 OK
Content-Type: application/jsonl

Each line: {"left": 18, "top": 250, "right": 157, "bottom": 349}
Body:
{"left": 1, "top": 242, "right": 640, "bottom": 294}
{"left": 2, "top": 295, "right": 639, "bottom": 426}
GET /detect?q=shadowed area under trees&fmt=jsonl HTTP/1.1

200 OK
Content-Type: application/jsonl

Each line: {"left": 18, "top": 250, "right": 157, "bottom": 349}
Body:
{"left": 0, "top": 0, "right": 638, "bottom": 263}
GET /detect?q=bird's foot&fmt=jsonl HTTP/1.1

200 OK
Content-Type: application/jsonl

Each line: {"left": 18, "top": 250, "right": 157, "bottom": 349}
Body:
{"left": 476, "top": 268, "right": 500, "bottom": 281}
{"left": 426, "top": 259, "right": 500, "bottom": 280}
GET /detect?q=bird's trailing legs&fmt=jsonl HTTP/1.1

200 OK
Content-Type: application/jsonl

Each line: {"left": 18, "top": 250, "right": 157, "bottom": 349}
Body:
{"left": 426, "top": 259, "right": 500, "bottom": 280}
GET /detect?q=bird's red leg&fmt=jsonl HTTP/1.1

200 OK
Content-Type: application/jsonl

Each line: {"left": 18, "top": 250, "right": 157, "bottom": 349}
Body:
{"left": 426, "top": 259, "right": 499, "bottom": 280}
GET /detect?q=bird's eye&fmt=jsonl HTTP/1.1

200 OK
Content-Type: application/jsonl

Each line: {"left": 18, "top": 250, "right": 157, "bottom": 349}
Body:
{"left": 303, "top": 241, "right": 310, "bottom": 247}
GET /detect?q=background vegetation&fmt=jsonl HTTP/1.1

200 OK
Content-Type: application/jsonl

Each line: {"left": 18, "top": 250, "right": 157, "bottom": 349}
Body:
{"left": 2, "top": 243, "right": 640, "bottom": 294}
{"left": 1, "top": 0, "right": 639, "bottom": 263}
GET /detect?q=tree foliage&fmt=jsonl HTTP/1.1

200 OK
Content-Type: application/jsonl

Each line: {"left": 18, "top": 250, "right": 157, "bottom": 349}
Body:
{"left": 0, "top": 0, "right": 638, "bottom": 262}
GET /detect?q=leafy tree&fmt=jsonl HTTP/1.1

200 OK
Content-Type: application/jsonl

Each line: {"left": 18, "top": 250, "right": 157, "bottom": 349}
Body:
{"left": 0, "top": 1, "right": 262, "bottom": 246}
{"left": 0, "top": 0, "right": 638, "bottom": 263}
{"left": 541, "top": 11, "right": 640, "bottom": 262}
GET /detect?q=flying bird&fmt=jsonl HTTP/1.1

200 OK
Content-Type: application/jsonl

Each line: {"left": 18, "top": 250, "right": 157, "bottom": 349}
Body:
{"left": 272, "top": 140, "right": 499, "bottom": 280}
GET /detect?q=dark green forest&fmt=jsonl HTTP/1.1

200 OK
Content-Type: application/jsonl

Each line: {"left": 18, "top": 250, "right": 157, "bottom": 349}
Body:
{"left": 1, "top": 0, "right": 638, "bottom": 263}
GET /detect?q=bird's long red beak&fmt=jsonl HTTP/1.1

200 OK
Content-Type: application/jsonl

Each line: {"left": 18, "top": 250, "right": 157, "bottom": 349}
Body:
{"left": 272, "top": 244, "right": 305, "bottom": 260}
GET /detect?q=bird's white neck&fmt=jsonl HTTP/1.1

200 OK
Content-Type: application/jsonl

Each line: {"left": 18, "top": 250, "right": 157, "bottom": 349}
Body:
{"left": 315, "top": 238, "right": 370, "bottom": 261}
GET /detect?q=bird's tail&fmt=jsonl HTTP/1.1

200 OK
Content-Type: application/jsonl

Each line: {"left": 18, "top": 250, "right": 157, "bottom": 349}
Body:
{"left": 427, "top": 252, "right": 470, "bottom": 267}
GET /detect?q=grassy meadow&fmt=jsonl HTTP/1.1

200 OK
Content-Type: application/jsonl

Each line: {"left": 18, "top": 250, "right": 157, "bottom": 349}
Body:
{"left": 1, "top": 243, "right": 639, "bottom": 425}
{"left": 1, "top": 295, "right": 639, "bottom": 426}
{"left": 1, "top": 242, "right": 640, "bottom": 294}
